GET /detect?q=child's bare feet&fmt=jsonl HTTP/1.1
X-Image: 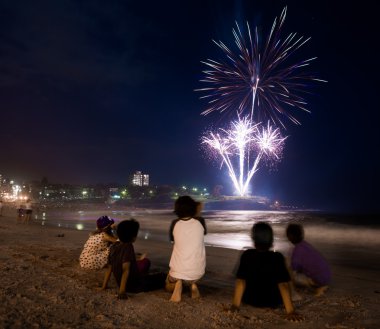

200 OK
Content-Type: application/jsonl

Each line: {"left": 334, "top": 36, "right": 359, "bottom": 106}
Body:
{"left": 191, "top": 283, "right": 200, "bottom": 299}
{"left": 315, "top": 285, "right": 328, "bottom": 297}
{"left": 170, "top": 280, "right": 182, "bottom": 302}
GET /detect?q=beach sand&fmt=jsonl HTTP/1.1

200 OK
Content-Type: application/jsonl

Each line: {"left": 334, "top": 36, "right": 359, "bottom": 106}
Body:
{"left": 0, "top": 212, "right": 379, "bottom": 329}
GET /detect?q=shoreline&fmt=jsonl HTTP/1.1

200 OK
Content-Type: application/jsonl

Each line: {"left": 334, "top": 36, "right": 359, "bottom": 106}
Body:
{"left": 1, "top": 214, "right": 379, "bottom": 328}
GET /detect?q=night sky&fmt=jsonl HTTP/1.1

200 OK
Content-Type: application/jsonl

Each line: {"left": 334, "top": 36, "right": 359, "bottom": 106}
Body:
{"left": 1, "top": 0, "right": 379, "bottom": 212}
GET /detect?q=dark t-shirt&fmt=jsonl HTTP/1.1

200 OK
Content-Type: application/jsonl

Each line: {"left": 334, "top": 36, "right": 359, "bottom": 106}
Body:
{"left": 236, "top": 249, "right": 290, "bottom": 308}
{"left": 108, "top": 242, "right": 166, "bottom": 293}
{"left": 108, "top": 242, "right": 140, "bottom": 290}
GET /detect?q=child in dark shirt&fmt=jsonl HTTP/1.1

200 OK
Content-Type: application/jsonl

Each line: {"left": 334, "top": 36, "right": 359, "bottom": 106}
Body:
{"left": 100, "top": 219, "right": 165, "bottom": 299}
{"left": 231, "top": 222, "right": 303, "bottom": 322}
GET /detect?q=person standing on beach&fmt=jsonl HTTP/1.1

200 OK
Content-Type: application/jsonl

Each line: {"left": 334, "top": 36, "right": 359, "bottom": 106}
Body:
{"left": 286, "top": 223, "right": 331, "bottom": 297}
{"left": 166, "top": 196, "right": 206, "bottom": 302}
{"left": 24, "top": 199, "right": 33, "bottom": 224}
{"left": 230, "top": 222, "right": 303, "bottom": 322}
{"left": 17, "top": 202, "right": 24, "bottom": 223}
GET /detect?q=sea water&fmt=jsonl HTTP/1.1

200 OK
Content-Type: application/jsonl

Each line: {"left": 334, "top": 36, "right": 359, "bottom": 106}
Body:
{"left": 33, "top": 206, "right": 380, "bottom": 252}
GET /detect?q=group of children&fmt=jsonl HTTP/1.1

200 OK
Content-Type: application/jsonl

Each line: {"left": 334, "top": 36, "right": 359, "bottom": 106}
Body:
{"left": 79, "top": 196, "right": 331, "bottom": 320}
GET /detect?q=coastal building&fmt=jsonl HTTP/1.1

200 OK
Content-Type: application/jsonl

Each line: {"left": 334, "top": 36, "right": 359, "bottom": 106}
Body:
{"left": 132, "top": 171, "right": 149, "bottom": 186}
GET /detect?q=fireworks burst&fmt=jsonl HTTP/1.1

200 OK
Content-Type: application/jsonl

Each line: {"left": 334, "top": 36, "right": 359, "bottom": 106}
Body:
{"left": 202, "top": 117, "right": 286, "bottom": 196}
{"left": 196, "top": 7, "right": 326, "bottom": 128}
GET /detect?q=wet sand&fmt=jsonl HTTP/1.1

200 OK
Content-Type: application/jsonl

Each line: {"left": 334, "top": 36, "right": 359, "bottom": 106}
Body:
{"left": 0, "top": 212, "right": 379, "bottom": 329}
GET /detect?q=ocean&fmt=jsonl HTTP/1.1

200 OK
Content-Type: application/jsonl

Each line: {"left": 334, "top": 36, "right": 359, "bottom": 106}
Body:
{"left": 31, "top": 205, "right": 380, "bottom": 252}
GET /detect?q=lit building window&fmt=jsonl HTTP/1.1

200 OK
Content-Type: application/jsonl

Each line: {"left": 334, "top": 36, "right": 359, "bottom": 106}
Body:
{"left": 132, "top": 171, "right": 149, "bottom": 186}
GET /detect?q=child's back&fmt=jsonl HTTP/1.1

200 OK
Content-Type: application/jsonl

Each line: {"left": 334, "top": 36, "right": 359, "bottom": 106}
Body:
{"left": 231, "top": 222, "right": 303, "bottom": 322}
{"left": 79, "top": 216, "right": 116, "bottom": 270}
{"left": 166, "top": 196, "right": 206, "bottom": 302}
{"left": 291, "top": 238, "right": 331, "bottom": 286}
{"left": 108, "top": 240, "right": 141, "bottom": 291}
{"left": 80, "top": 231, "right": 112, "bottom": 270}
{"left": 169, "top": 217, "right": 206, "bottom": 281}
{"left": 237, "top": 248, "right": 290, "bottom": 307}
{"left": 101, "top": 219, "right": 165, "bottom": 299}
{"left": 287, "top": 224, "right": 331, "bottom": 292}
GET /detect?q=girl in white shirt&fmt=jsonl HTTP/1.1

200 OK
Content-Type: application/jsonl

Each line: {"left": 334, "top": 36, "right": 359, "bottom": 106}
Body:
{"left": 166, "top": 196, "right": 206, "bottom": 302}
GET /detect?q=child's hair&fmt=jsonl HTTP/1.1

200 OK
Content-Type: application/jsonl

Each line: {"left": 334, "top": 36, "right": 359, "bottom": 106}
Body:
{"left": 174, "top": 196, "right": 197, "bottom": 218}
{"left": 286, "top": 223, "right": 304, "bottom": 244}
{"left": 251, "top": 222, "right": 273, "bottom": 250}
{"left": 117, "top": 219, "right": 140, "bottom": 243}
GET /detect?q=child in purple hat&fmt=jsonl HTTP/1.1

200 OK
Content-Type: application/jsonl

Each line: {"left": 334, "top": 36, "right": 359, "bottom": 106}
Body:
{"left": 79, "top": 216, "right": 117, "bottom": 270}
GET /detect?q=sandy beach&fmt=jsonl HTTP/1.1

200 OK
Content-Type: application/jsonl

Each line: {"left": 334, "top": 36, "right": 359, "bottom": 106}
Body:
{"left": 0, "top": 210, "right": 379, "bottom": 329}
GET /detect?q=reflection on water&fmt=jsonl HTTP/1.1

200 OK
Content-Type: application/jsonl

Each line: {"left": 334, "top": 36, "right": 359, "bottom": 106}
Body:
{"left": 33, "top": 208, "right": 379, "bottom": 251}
{"left": 76, "top": 223, "right": 84, "bottom": 230}
{"left": 33, "top": 208, "right": 317, "bottom": 251}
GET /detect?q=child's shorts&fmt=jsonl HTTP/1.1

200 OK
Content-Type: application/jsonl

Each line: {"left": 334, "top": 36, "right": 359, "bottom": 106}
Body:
{"left": 166, "top": 274, "right": 199, "bottom": 286}
{"left": 293, "top": 272, "right": 316, "bottom": 287}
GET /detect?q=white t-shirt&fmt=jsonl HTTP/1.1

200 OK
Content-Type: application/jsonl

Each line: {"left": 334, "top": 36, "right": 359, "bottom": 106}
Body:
{"left": 169, "top": 218, "right": 206, "bottom": 281}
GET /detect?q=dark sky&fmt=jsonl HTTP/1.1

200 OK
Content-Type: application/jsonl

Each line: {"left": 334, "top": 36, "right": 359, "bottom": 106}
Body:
{"left": 1, "top": 0, "right": 379, "bottom": 212}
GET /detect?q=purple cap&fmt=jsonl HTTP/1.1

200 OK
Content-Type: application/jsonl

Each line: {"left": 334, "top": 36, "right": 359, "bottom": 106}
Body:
{"left": 96, "top": 216, "right": 114, "bottom": 229}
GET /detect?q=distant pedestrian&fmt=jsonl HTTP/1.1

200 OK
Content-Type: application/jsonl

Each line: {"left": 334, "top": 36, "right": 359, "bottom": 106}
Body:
{"left": 24, "top": 199, "right": 33, "bottom": 224}
{"left": 17, "top": 203, "right": 24, "bottom": 223}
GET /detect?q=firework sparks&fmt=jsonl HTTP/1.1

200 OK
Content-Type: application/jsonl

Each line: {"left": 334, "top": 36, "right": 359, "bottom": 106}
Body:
{"left": 202, "top": 117, "right": 286, "bottom": 196}
{"left": 196, "top": 7, "right": 326, "bottom": 128}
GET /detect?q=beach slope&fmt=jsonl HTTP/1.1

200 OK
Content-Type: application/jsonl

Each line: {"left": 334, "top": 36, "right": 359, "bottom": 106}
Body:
{"left": 0, "top": 216, "right": 379, "bottom": 328}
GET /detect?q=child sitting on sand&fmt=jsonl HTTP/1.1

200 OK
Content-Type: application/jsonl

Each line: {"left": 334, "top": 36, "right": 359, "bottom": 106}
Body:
{"left": 166, "top": 196, "right": 206, "bottom": 302}
{"left": 79, "top": 216, "right": 117, "bottom": 270}
{"left": 230, "top": 222, "right": 303, "bottom": 322}
{"left": 100, "top": 219, "right": 165, "bottom": 299}
{"left": 286, "top": 223, "right": 331, "bottom": 297}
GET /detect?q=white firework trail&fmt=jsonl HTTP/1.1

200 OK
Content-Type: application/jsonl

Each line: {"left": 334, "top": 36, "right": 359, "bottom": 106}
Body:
{"left": 202, "top": 116, "right": 286, "bottom": 196}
